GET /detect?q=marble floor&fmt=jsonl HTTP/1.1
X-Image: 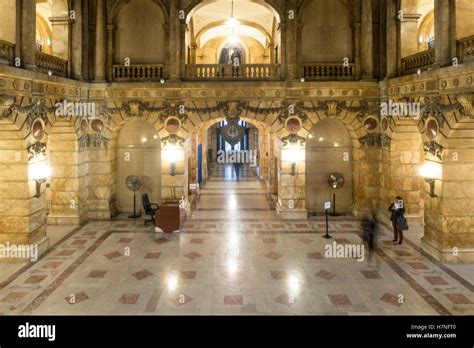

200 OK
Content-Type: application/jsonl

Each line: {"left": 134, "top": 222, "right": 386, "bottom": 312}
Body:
{"left": 0, "top": 164, "right": 472, "bottom": 315}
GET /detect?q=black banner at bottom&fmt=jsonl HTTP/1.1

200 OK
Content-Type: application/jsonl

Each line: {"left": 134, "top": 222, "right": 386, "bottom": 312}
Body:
{"left": 0, "top": 315, "right": 472, "bottom": 346}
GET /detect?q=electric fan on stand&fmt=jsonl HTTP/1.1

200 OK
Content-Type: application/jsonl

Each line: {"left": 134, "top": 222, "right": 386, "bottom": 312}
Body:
{"left": 327, "top": 172, "right": 345, "bottom": 216}
{"left": 125, "top": 175, "right": 142, "bottom": 219}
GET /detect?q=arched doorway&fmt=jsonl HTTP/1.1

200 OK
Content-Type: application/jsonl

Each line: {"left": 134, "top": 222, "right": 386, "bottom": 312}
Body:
{"left": 306, "top": 119, "right": 353, "bottom": 214}
{"left": 116, "top": 119, "right": 161, "bottom": 214}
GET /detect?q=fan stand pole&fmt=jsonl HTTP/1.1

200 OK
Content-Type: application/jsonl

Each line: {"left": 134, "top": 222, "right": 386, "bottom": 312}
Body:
{"left": 333, "top": 192, "right": 336, "bottom": 216}
{"left": 128, "top": 190, "right": 141, "bottom": 219}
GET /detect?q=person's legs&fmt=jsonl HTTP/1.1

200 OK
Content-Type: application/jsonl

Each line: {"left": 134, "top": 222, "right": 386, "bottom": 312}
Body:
{"left": 398, "top": 231, "right": 403, "bottom": 244}
{"left": 392, "top": 221, "right": 398, "bottom": 242}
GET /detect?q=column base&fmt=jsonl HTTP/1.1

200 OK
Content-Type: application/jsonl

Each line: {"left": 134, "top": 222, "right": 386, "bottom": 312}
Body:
{"left": 47, "top": 214, "right": 87, "bottom": 226}
{"left": 276, "top": 203, "right": 307, "bottom": 220}
{"left": 421, "top": 237, "right": 474, "bottom": 264}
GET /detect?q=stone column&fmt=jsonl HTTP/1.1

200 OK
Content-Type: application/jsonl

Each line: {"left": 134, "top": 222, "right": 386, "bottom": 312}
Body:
{"left": 361, "top": 0, "right": 374, "bottom": 79}
{"left": 49, "top": 16, "right": 70, "bottom": 60}
{"left": 71, "top": 0, "right": 83, "bottom": 80}
{"left": 0, "top": 126, "right": 50, "bottom": 262}
{"left": 190, "top": 42, "right": 198, "bottom": 64}
{"left": 88, "top": 145, "right": 113, "bottom": 219}
{"left": 106, "top": 24, "right": 114, "bottom": 82}
{"left": 48, "top": 131, "right": 89, "bottom": 226}
{"left": 421, "top": 144, "right": 474, "bottom": 263}
{"left": 280, "top": 22, "right": 287, "bottom": 80}
{"left": 386, "top": 0, "right": 399, "bottom": 77}
{"left": 400, "top": 14, "right": 421, "bottom": 57}
{"left": 296, "top": 23, "right": 303, "bottom": 76}
{"left": 285, "top": 0, "right": 298, "bottom": 80}
{"left": 94, "top": 0, "right": 106, "bottom": 81}
{"left": 19, "top": 0, "right": 36, "bottom": 69}
{"left": 163, "top": 23, "right": 170, "bottom": 79}
{"left": 180, "top": 23, "right": 187, "bottom": 79}
{"left": 354, "top": 22, "right": 362, "bottom": 80}
{"left": 167, "top": 1, "right": 181, "bottom": 81}
{"left": 434, "top": 0, "right": 452, "bottom": 67}
{"left": 81, "top": 0, "right": 90, "bottom": 81}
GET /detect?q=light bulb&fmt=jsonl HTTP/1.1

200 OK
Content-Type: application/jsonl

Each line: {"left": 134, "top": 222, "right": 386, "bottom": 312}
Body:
{"left": 226, "top": 17, "right": 239, "bottom": 28}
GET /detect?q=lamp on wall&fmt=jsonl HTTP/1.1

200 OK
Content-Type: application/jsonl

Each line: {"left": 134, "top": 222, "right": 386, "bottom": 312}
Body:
{"left": 164, "top": 146, "right": 184, "bottom": 177}
{"left": 29, "top": 162, "right": 51, "bottom": 198}
{"left": 419, "top": 161, "right": 442, "bottom": 198}
{"left": 282, "top": 146, "right": 305, "bottom": 176}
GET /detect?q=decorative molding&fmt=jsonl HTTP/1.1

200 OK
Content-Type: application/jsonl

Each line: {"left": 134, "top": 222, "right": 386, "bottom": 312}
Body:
{"left": 27, "top": 141, "right": 47, "bottom": 160}
{"left": 161, "top": 133, "right": 184, "bottom": 147}
{"left": 424, "top": 140, "right": 443, "bottom": 160}
{"left": 281, "top": 133, "right": 306, "bottom": 147}
{"left": 456, "top": 93, "right": 473, "bottom": 117}
{"left": 0, "top": 94, "right": 15, "bottom": 118}
{"left": 78, "top": 134, "right": 109, "bottom": 149}
{"left": 359, "top": 133, "right": 391, "bottom": 149}
{"left": 13, "top": 99, "right": 55, "bottom": 130}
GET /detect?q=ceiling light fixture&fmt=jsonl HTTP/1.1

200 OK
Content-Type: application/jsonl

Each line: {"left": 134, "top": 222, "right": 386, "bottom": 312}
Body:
{"left": 226, "top": 0, "right": 239, "bottom": 44}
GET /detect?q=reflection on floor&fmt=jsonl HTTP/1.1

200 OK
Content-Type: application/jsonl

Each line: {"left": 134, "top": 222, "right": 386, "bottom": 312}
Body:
{"left": 0, "top": 164, "right": 472, "bottom": 315}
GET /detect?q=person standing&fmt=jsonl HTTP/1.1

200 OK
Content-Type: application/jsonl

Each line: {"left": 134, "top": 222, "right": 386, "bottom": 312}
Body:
{"left": 389, "top": 196, "right": 407, "bottom": 245}
{"left": 361, "top": 212, "right": 379, "bottom": 267}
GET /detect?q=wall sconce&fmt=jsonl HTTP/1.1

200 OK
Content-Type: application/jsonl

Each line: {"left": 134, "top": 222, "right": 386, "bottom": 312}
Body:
{"left": 419, "top": 161, "right": 442, "bottom": 198}
{"left": 29, "top": 162, "right": 51, "bottom": 198}
{"left": 164, "top": 146, "right": 184, "bottom": 177}
{"left": 282, "top": 146, "right": 305, "bottom": 176}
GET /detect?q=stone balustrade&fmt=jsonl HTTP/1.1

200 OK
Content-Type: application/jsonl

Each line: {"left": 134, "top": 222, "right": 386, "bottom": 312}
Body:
{"left": 457, "top": 35, "right": 474, "bottom": 63}
{"left": 35, "top": 51, "right": 68, "bottom": 77}
{"left": 401, "top": 49, "right": 435, "bottom": 75}
{"left": 302, "top": 63, "right": 355, "bottom": 80}
{"left": 0, "top": 39, "right": 15, "bottom": 65}
{"left": 185, "top": 64, "right": 281, "bottom": 80}
{"left": 112, "top": 64, "right": 164, "bottom": 82}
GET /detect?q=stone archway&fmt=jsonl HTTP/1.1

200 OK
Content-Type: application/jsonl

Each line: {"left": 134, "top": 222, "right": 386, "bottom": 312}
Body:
{"left": 116, "top": 118, "right": 162, "bottom": 214}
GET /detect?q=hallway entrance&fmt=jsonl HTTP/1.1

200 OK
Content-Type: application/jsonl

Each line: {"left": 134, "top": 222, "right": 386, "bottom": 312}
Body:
{"left": 190, "top": 163, "right": 277, "bottom": 221}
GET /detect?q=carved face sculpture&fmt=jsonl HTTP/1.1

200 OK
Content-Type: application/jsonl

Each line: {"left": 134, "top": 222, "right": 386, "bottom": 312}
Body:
{"left": 32, "top": 119, "right": 45, "bottom": 140}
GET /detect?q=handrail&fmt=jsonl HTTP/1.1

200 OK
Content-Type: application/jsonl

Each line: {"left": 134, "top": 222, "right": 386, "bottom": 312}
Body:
{"left": 112, "top": 64, "right": 164, "bottom": 82}
{"left": 401, "top": 49, "right": 435, "bottom": 75}
{"left": 185, "top": 64, "right": 281, "bottom": 80}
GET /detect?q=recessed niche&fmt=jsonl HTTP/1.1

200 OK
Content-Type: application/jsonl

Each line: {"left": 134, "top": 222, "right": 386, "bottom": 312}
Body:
{"left": 381, "top": 117, "right": 389, "bottom": 132}
{"left": 91, "top": 119, "right": 104, "bottom": 132}
{"left": 363, "top": 117, "right": 378, "bottom": 132}
{"left": 32, "top": 119, "right": 45, "bottom": 140}
{"left": 80, "top": 118, "right": 88, "bottom": 132}
{"left": 285, "top": 116, "right": 302, "bottom": 134}
{"left": 164, "top": 117, "right": 181, "bottom": 134}
{"left": 426, "top": 119, "right": 439, "bottom": 139}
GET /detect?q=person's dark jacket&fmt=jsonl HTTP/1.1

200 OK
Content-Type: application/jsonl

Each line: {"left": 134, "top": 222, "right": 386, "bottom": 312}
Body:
{"left": 389, "top": 201, "right": 405, "bottom": 222}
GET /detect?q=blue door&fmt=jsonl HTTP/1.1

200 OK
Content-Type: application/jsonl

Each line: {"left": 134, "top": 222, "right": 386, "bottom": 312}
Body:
{"left": 197, "top": 144, "right": 203, "bottom": 185}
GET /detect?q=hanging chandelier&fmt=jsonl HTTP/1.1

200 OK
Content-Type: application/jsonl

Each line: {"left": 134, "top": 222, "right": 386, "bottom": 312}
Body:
{"left": 226, "top": 0, "right": 239, "bottom": 44}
